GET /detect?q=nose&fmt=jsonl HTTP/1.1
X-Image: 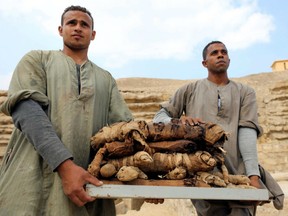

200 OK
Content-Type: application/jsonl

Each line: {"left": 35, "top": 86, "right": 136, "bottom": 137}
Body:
{"left": 74, "top": 23, "right": 82, "bottom": 32}
{"left": 217, "top": 52, "right": 224, "bottom": 58}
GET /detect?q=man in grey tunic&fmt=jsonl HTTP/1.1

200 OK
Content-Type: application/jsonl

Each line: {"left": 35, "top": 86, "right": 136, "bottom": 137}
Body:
{"left": 153, "top": 41, "right": 262, "bottom": 215}
{"left": 0, "top": 5, "right": 132, "bottom": 216}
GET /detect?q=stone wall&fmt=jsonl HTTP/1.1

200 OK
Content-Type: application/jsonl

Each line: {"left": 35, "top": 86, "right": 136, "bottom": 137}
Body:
{"left": 257, "top": 80, "right": 288, "bottom": 172}
{"left": 0, "top": 91, "right": 14, "bottom": 165}
{"left": 1, "top": 71, "right": 288, "bottom": 174}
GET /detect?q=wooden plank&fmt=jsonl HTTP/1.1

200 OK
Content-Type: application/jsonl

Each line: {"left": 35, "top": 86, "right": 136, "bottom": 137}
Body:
{"left": 86, "top": 183, "right": 270, "bottom": 201}
{"left": 102, "top": 179, "right": 190, "bottom": 186}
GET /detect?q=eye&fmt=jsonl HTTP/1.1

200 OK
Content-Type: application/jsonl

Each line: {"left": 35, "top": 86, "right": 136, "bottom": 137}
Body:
{"left": 210, "top": 50, "right": 218, "bottom": 56}
{"left": 66, "top": 20, "right": 77, "bottom": 26}
{"left": 81, "top": 21, "right": 90, "bottom": 28}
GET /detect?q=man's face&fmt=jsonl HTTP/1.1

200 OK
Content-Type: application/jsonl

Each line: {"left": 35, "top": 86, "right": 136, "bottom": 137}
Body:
{"left": 202, "top": 43, "right": 230, "bottom": 74}
{"left": 58, "top": 10, "right": 96, "bottom": 51}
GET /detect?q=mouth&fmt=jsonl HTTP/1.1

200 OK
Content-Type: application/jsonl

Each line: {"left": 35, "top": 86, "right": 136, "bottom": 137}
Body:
{"left": 216, "top": 60, "right": 226, "bottom": 65}
{"left": 72, "top": 34, "right": 83, "bottom": 39}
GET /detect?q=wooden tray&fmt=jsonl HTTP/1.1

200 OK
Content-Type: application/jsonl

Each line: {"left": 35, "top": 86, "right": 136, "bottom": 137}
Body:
{"left": 86, "top": 179, "right": 270, "bottom": 201}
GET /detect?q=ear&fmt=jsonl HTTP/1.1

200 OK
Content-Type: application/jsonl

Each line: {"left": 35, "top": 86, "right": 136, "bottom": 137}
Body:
{"left": 58, "top": 26, "right": 63, "bottom": 36}
{"left": 202, "top": 60, "right": 208, "bottom": 68}
{"left": 91, "top": 30, "right": 96, "bottom": 41}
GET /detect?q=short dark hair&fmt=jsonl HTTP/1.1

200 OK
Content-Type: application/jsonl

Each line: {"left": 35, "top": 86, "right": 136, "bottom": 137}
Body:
{"left": 202, "top": 41, "right": 224, "bottom": 60}
{"left": 61, "top": 5, "right": 94, "bottom": 30}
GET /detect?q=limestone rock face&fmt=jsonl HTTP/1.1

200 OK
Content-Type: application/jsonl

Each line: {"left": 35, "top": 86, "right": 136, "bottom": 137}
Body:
{"left": 0, "top": 71, "right": 288, "bottom": 172}
{"left": 0, "top": 91, "right": 13, "bottom": 165}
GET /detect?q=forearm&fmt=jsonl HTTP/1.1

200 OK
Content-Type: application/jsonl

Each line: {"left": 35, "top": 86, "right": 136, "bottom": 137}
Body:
{"left": 153, "top": 108, "right": 172, "bottom": 124}
{"left": 12, "top": 99, "right": 73, "bottom": 171}
{"left": 238, "top": 127, "right": 260, "bottom": 177}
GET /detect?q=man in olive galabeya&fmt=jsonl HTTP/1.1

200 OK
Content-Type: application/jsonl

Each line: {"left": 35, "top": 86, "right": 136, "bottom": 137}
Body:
{"left": 0, "top": 5, "right": 132, "bottom": 216}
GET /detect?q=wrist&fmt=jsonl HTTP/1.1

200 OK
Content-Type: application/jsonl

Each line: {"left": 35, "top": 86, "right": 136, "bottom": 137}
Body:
{"left": 249, "top": 175, "right": 260, "bottom": 180}
{"left": 56, "top": 159, "right": 74, "bottom": 175}
{"left": 249, "top": 175, "right": 262, "bottom": 189}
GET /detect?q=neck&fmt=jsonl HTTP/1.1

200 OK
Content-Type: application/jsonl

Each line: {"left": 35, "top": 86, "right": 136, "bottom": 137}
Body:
{"left": 207, "top": 72, "right": 229, "bottom": 86}
{"left": 62, "top": 47, "right": 88, "bottom": 65}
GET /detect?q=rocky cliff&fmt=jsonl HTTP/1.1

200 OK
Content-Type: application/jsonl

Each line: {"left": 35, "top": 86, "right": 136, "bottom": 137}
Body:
{"left": 1, "top": 71, "right": 288, "bottom": 174}
{"left": 0, "top": 91, "right": 13, "bottom": 164}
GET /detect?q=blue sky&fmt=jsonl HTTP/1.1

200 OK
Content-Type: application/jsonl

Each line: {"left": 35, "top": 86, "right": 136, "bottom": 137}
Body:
{"left": 0, "top": 0, "right": 287, "bottom": 90}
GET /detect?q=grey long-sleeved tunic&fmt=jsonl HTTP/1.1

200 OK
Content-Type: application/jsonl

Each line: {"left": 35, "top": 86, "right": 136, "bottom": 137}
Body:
{"left": 154, "top": 78, "right": 262, "bottom": 176}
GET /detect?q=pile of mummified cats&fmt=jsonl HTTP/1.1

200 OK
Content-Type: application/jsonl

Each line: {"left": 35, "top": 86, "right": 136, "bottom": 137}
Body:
{"left": 87, "top": 120, "right": 255, "bottom": 188}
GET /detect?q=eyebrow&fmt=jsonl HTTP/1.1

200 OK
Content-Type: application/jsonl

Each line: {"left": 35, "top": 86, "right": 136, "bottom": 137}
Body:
{"left": 65, "top": 19, "right": 91, "bottom": 27}
{"left": 210, "top": 48, "right": 227, "bottom": 55}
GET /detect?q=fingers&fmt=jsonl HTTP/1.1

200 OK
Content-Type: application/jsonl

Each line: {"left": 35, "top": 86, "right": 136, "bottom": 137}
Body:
{"left": 69, "top": 172, "right": 101, "bottom": 206}
{"left": 86, "top": 174, "right": 103, "bottom": 187}
{"left": 58, "top": 161, "right": 99, "bottom": 206}
{"left": 180, "top": 117, "right": 193, "bottom": 125}
{"left": 68, "top": 187, "right": 96, "bottom": 207}
{"left": 144, "top": 199, "right": 164, "bottom": 204}
{"left": 180, "top": 116, "right": 205, "bottom": 125}
{"left": 239, "top": 200, "right": 260, "bottom": 207}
